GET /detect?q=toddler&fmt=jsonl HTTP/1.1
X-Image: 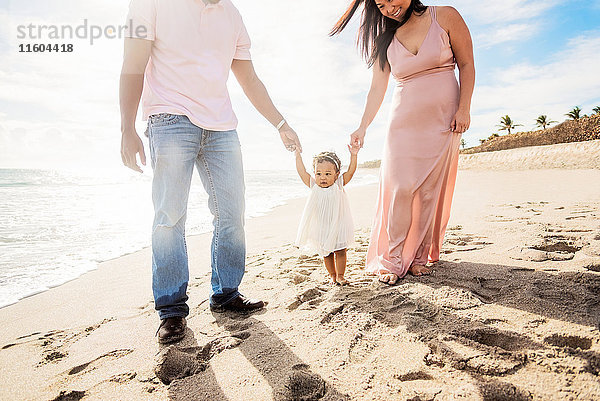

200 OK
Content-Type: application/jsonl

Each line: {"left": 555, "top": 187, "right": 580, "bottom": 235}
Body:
{"left": 295, "top": 145, "right": 359, "bottom": 285}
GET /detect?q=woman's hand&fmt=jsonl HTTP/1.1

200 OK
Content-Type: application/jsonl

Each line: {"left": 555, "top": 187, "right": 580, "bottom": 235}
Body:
{"left": 450, "top": 108, "right": 470, "bottom": 134}
{"left": 350, "top": 127, "right": 366, "bottom": 148}
{"left": 348, "top": 143, "right": 360, "bottom": 155}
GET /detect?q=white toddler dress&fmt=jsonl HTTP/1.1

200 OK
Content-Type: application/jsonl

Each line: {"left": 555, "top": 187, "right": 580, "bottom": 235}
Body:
{"left": 296, "top": 175, "right": 354, "bottom": 257}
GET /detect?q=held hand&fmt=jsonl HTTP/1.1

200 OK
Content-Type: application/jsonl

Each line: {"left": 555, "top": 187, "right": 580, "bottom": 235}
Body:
{"left": 121, "top": 129, "right": 146, "bottom": 173}
{"left": 450, "top": 109, "right": 470, "bottom": 134}
{"left": 348, "top": 143, "right": 360, "bottom": 155}
{"left": 279, "top": 124, "right": 302, "bottom": 153}
{"left": 350, "top": 127, "right": 366, "bottom": 148}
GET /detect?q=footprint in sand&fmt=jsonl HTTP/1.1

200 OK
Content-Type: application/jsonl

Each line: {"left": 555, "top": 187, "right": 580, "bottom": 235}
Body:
{"left": 155, "top": 334, "right": 248, "bottom": 385}
{"left": 273, "top": 364, "right": 327, "bottom": 401}
{"left": 479, "top": 381, "right": 533, "bottom": 401}
{"left": 50, "top": 390, "right": 87, "bottom": 401}
{"left": 33, "top": 319, "right": 115, "bottom": 366}
{"left": 442, "top": 230, "right": 491, "bottom": 255}
{"left": 429, "top": 327, "right": 537, "bottom": 376}
{"left": 346, "top": 315, "right": 383, "bottom": 363}
{"left": 585, "top": 263, "right": 600, "bottom": 272}
{"left": 566, "top": 208, "right": 596, "bottom": 220}
{"left": 543, "top": 334, "right": 593, "bottom": 350}
{"left": 425, "top": 287, "right": 482, "bottom": 310}
{"left": 155, "top": 346, "right": 206, "bottom": 385}
{"left": 394, "top": 371, "right": 433, "bottom": 381}
{"left": 511, "top": 232, "right": 585, "bottom": 262}
{"left": 67, "top": 349, "right": 134, "bottom": 375}
{"left": 319, "top": 302, "right": 345, "bottom": 324}
{"left": 287, "top": 287, "right": 325, "bottom": 310}
{"left": 458, "top": 327, "right": 539, "bottom": 352}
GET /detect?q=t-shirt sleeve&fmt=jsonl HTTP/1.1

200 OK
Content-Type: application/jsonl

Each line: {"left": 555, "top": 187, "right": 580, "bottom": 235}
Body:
{"left": 309, "top": 176, "right": 316, "bottom": 188}
{"left": 124, "top": 0, "right": 156, "bottom": 41}
{"left": 234, "top": 19, "right": 252, "bottom": 60}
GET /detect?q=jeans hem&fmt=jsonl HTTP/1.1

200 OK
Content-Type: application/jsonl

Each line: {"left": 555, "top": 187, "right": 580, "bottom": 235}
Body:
{"left": 158, "top": 312, "right": 189, "bottom": 320}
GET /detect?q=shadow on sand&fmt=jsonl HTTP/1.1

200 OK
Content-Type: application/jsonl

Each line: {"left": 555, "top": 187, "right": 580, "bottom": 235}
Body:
{"left": 326, "top": 260, "right": 600, "bottom": 399}
{"left": 159, "top": 312, "right": 348, "bottom": 401}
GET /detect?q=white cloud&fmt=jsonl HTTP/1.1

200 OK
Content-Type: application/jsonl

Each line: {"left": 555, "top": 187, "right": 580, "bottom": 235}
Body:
{"left": 440, "top": 0, "right": 559, "bottom": 25}
{"left": 463, "top": 32, "right": 600, "bottom": 145}
{"left": 475, "top": 23, "right": 540, "bottom": 48}
{"left": 432, "top": 0, "right": 559, "bottom": 50}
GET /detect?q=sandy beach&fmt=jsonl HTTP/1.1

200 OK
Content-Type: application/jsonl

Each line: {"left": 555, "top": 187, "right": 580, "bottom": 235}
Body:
{"left": 1, "top": 141, "right": 600, "bottom": 401}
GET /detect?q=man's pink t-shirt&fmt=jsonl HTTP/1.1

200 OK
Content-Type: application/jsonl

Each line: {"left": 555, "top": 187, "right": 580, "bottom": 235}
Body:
{"left": 126, "top": 0, "right": 251, "bottom": 131}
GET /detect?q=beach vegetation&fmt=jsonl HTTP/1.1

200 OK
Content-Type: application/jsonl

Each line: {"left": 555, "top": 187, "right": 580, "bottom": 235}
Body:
{"left": 466, "top": 114, "right": 599, "bottom": 154}
{"left": 358, "top": 159, "right": 381, "bottom": 168}
{"left": 498, "top": 115, "right": 522, "bottom": 135}
{"left": 593, "top": 106, "right": 600, "bottom": 115}
{"left": 535, "top": 115, "right": 557, "bottom": 130}
{"left": 566, "top": 106, "right": 582, "bottom": 120}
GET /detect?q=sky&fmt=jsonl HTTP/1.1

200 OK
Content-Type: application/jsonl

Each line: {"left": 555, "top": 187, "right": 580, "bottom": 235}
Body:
{"left": 0, "top": 0, "right": 599, "bottom": 172}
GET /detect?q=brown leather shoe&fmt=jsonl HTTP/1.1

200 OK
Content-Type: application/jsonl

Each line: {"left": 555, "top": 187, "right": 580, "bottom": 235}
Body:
{"left": 210, "top": 295, "right": 265, "bottom": 313}
{"left": 157, "top": 317, "right": 187, "bottom": 344}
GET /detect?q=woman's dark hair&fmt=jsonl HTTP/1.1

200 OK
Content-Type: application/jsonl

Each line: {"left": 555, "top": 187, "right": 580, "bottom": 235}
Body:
{"left": 330, "top": 0, "right": 427, "bottom": 70}
{"left": 313, "top": 152, "right": 342, "bottom": 173}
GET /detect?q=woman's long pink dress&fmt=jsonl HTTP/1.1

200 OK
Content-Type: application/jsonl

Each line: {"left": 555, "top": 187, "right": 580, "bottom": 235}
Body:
{"left": 366, "top": 6, "right": 462, "bottom": 278}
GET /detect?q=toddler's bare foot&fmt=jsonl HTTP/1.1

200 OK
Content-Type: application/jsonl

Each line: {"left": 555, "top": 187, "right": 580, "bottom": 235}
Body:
{"left": 336, "top": 276, "right": 349, "bottom": 286}
{"left": 408, "top": 264, "right": 431, "bottom": 276}
{"left": 378, "top": 273, "right": 399, "bottom": 285}
{"left": 328, "top": 275, "right": 337, "bottom": 285}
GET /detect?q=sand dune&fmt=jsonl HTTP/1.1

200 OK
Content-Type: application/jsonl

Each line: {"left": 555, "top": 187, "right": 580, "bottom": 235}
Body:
{"left": 459, "top": 139, "right": 600, "bottom": 170}
{"left": 1, "top": 144, "right": 599, "bottom": 400}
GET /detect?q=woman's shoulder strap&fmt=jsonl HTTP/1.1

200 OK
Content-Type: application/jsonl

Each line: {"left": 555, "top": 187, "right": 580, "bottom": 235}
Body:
{"left": 430, "top": 5, "right": 437, "bottom": 20}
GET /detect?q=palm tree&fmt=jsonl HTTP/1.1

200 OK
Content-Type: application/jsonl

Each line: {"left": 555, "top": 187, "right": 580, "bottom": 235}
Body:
{"left": 498, "top": 115, "right": 522, "bottom": 135}
{"left": 460, "top": 138, "right": 466, "bottom": 149}
{"left": 593, "top": 106, "right": 600, "bottom": 115}
{"left": 535, "top": 115, "right": 557, "bottom": 130}
{"left": 566, "top": 106, "right": 582, "bottom": 120}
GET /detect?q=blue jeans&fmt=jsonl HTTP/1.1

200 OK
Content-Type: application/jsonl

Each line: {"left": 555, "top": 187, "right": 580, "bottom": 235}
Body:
{"left": 148, "top": 114, "right": 246, "bottom": 319}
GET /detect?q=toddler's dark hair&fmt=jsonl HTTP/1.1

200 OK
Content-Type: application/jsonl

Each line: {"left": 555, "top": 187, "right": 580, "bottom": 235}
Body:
{"left": 313, "top": 151, "right": 341, "bottom": 173}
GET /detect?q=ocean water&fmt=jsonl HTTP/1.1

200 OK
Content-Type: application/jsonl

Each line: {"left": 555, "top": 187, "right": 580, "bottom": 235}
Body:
{"left": 0, "top": 168, "right": 378, "bottom": 308}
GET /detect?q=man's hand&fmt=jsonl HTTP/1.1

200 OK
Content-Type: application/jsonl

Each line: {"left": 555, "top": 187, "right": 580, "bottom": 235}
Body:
{"left": 231, "top": 59, "right": 303, "bottom": 153}
{"left": 121, "top": 129, "right": 146, "bottom": 173}
{"left": 279, "top": 124, "right": 302, "bottom": 153}
{"left": 120, "top": 38, "right": 152, "bottom": 173}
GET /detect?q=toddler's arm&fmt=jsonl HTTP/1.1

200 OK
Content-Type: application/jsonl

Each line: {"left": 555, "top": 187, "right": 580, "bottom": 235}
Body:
{"left": 295, "top": 150, "right": 311, "bottom": 187}
{"left": 342, "top": 144, "right": 360, "bottom": 185}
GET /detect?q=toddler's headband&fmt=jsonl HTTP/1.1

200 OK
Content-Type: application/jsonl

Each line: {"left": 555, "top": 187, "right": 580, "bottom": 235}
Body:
{"left": 320, "top": 155, "right": 340, "bottom": 171}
